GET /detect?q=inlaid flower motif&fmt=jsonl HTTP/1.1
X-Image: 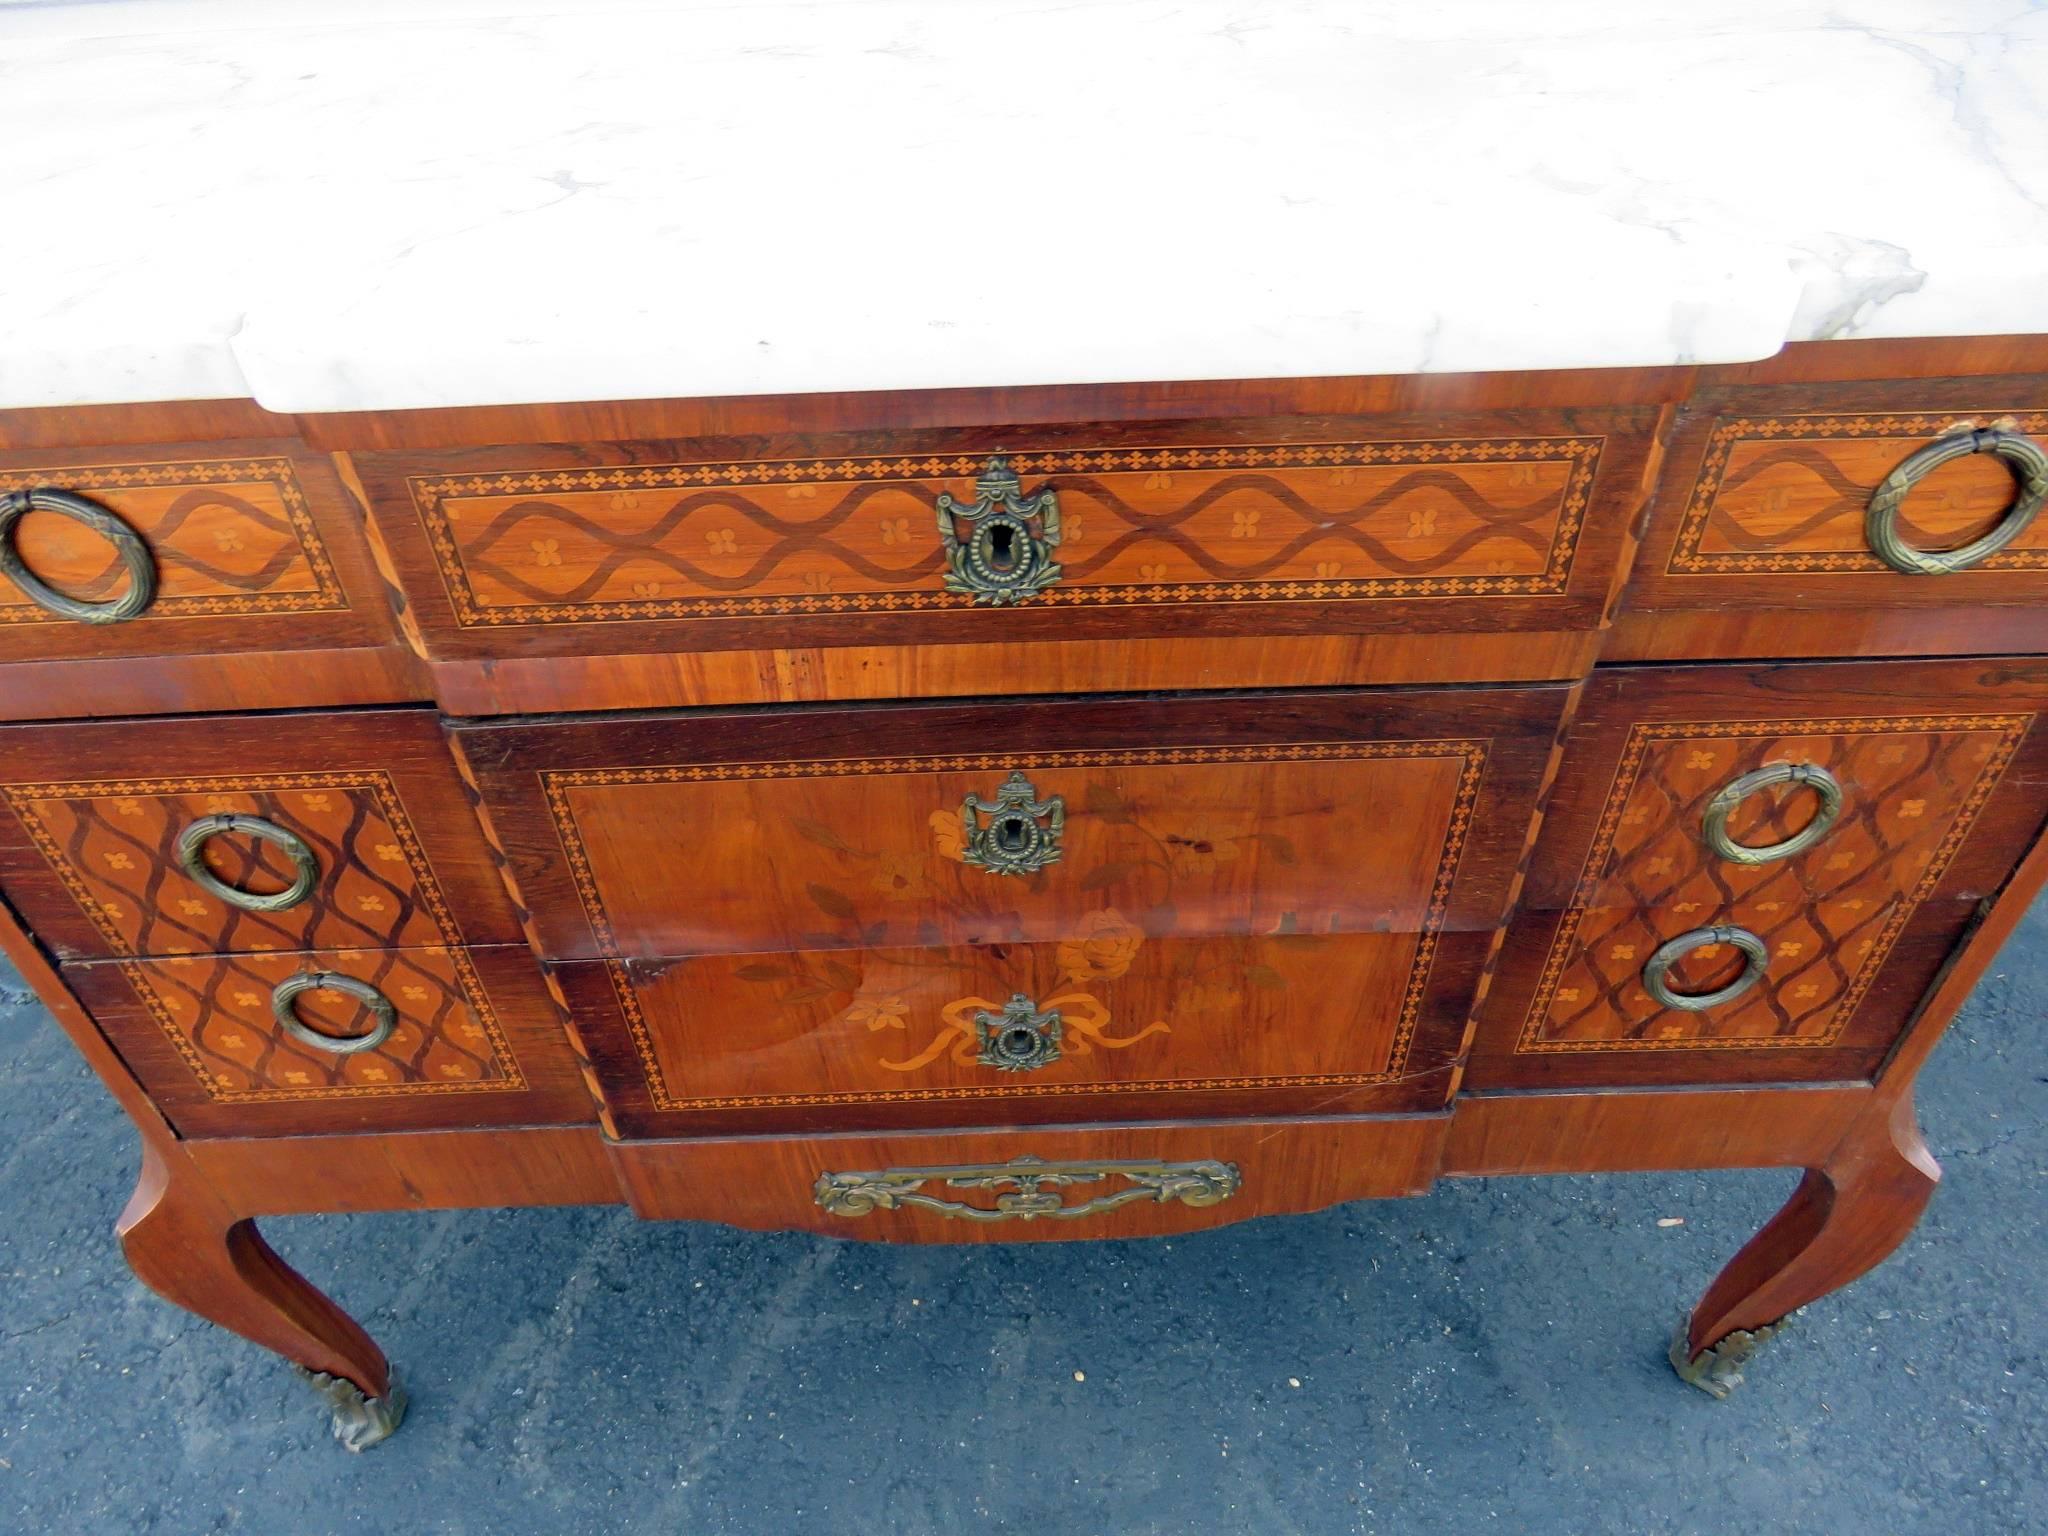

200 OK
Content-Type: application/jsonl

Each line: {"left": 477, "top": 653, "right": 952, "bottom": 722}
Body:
{"left": 438, "top": 1063, "right": 471, "bottom": 1078}
{"left": 1139, "top": 562, "right": 1170, "bottom": 581}
{"left": 801, "top": 571, "right": 834, "bottom": 593}
{"left": 705, "top": 528, "right": 738, "bottom": 555}
{"left": 1556, "top": 988, "right": 1582, "bottom": 1004}
{"left": 103, "top": 851, "right": 134, "bottom": 870}
{"left": 114, "top": 798, "right": 143, "bottom": 817}
{"left": 299, "top": 793, "right": 331, "bottom": 811}
{"left": 928, "top": 808, "right": 966, "bottom": 861}
{"left": 1407, "top": 508, "right": 1438, "bottom": 538}
{"left": 283, "top": 1070, "right": 312, "bottom": 1085}
{"left": 1898, "top": 799, "right": 1926, "bottom": 818}
{"left": 177, "top": 899, "right": 208, "bottom": 916}
{"left": 633, "top": 580, "right": 663, "bottom": 598}
{"left": 879, "top": 517, "right": 910, "bottom": 546}
{"left": 375, "top": 843, "right": 403, "bottom": 862}
{"left": 1145, "top": 472, "right": 1174, "bottom": 490}
{"left": 219, "top": 1032, "right": 247, "bottom": 1049}
{"left": 786, "top": 483, "right": 818, "bottom": 500}
{"left": 845, "top": 995, "right": 910, "bottom": 1031}
{"left": 360, "top": 1066, "right": 391, "bottom": 1081}
{"left": 1065, "top": 515, "right": 1083, "bottom": 545}
{"left": 1330, "top": 467, "right": 1357, "bottom": 486}
{"left": 1057, "top": 908, "right": 1143, "bottom": 984}
{"left": 608, "top": 492, "right": 640, "bottom": 511}
{"left": 214, "top": 529, "right": 244, "bottom": 554}
{"left": 870, "top": 851, "right": 928, "bottom": 896}
{"left": 401, "top": 984, "right": 428, "bottom": 1000}
{"left": 233, "top": 994, "right": 261, "bottom": 1008}
{"left": 1608, "top": 944, "right": 1636, "bottom": 961}
{"left": 530, "top": 538, "right": 563, "bottom": 566}
{"left": 1230, "top": 508, "right": 1261, "bottom": 539}
{"left": 357, "top": 894, "right": 386, "bottom": 913}
{"left": 1685, "top": 751, "right": 1718, "bottom": 770}
{"left": 1314, "top": 561, "right": 1343, "bottom": 578}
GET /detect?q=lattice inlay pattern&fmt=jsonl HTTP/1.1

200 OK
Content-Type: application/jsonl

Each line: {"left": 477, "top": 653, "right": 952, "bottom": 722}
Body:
{"left": 409, "top": 438, "right": 1604, "bottom": 624}
{"left": 1, "top": 772, "right": 462, "bottom": 957}
{"left": 1518, "top": 714, "right": 2032, "bottom": 1052}
{"left": 0, "top": 458, "right": 345, "bottom": 623}
{"left": 543, "top": 740, "right": 1487, "bottom": 1110}
{"left": 1669, "top": 412, "right": 2048, "bottom": 576}
{"left": 116, "top": 946, "right": 524, "bottom": 1103}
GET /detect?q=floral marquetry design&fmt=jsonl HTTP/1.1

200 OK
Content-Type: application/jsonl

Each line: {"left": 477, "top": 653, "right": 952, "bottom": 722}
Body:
{"left": 0, "top": 459, "right": 345, "bottom": 625}
{"left": 1518, "top": 713, "right": 2032, "bottom": 1052}
{"left": 1669, "top": 412, "right": 2048, "bottom": 577}
{"left": 0, "top": 771, "right": 462, "bottom": 957}
{"left": 407, "top": 437, "right": 1604, "bottom": 624}
{"left": 114, "top": 947, "right": 525, "bottom": 1103}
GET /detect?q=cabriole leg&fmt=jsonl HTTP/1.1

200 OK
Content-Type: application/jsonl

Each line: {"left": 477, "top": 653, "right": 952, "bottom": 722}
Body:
{"left": 1673, "top": 1092, "right": 1939, "bottom": 1398}
{"left": 116, "top": 1141, "right": 405, "bottom": 1450}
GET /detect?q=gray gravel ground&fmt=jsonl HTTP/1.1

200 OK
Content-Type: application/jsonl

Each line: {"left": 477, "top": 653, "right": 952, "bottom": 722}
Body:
{"left": 1, "top": 898, "right": 2042, "bottom": 1536}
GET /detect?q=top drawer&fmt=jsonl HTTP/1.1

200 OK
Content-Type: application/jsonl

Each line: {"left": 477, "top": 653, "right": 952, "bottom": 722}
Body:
{"left": 1619, "top": 373, "right": 2048, "bottom": 656}
{"left": 348, "top": 409, "right": 1657, "bottom": 686}
{"left": 0, "top": 439, "right": 398, "bottom": 669}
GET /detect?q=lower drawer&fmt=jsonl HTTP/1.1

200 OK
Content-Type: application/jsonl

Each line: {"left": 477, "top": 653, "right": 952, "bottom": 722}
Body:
{"left": 555, "top": 929, "right": 1487, "bottom": 1137}
{"left": 65, "top": 944, "right": 596, "bottom": 1136}
{"left": 610, "top": 1115, "right": 1447, "bottom": 1242}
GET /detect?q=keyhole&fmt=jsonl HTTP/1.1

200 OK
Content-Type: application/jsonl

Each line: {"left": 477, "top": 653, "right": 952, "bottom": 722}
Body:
{"left": 997, "top": 815, "right": 1029, "bottom": 853}
{"left": 988, "top": 522, "right": 1017, "bottom": 571}
{"left": 1001, "top": 1026, "right": 1038, "bottom": 1060}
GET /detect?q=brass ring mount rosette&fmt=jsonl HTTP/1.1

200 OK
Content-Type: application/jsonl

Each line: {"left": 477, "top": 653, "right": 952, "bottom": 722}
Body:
{"left": 1701, "top": 762, "right": 1843, "bottom": 866}
{"left": 0, "top": 486, "right": 158, "bottom": 623}
{"left": 1641, "top": 924, "right": 1771, "bottom": 1012}
{"left": 176, "top": 814, "right": 321, "bottom": 913}
{"left": 270, "top": 972, "right": 397, "bottom": 1056}
{"left": 1866, "top": 420, "right": 2048, "bottom": 575}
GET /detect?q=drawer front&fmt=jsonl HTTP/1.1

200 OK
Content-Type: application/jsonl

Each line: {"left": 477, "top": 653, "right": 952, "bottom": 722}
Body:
{"left": 0, "top": 710, "right": 523, "bottom": 960}
{"left": 0, "top": 439, "right": 398, "bottom": 665}
{"left": 1468, "top": 657, "right": 2048, "bottom": 1090}
{"left": 556, "top": 928, "right": 1495, "bottom": 1136}
{"left": 63, "top": 943, "right": 595, "bottom": 1136}
{"left": 611, "top": 1116, "right": 1447, "bottom": 1241}
{"left": 352, "top": 408, "right": 1655, "bottom": 664}
{"left": 455, "top": 686, "right": 1565, "bottom": 965}
{"left": 1622, "top": 375, "right": 2048, "bottom": 643}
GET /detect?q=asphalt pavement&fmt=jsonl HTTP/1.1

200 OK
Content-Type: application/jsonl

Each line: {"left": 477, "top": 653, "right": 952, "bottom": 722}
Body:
{"left": 1, "top": 897, "right": 2042, "bottom": 1534}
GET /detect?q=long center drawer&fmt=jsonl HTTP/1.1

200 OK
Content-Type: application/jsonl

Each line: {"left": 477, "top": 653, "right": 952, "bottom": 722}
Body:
{"left": 455, "top": 686, "right": 1566, "bottom": 1134}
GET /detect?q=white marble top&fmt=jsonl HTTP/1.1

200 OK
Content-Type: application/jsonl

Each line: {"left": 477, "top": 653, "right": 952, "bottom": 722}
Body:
{"left": 3, "top": 0, "right": 2045, "bottom": 413}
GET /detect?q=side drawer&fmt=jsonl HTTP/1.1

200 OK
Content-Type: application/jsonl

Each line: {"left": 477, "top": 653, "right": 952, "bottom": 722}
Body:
{"left": 0, "top": 709, "right": 523, "bottom": 960}
{"left": 349, "top": 405, "right": 1659, "bottom": 706}
{"left": 63, "top": 943, "right": 595, "bottom": 1137}
{"left": 1467, "top": 657, "right": 2048, "bottom": 1090}
{"left": 0, "top": 438, "right": 411, "bottom": 715}
{"left": 1614, "top": 372, "right": 2048, "bottom": 659}
{"left": 454, "top": 686, "right": 1567, "bottom": 1135}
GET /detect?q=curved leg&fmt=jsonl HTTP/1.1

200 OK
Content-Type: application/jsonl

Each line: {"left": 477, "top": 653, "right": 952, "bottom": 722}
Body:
{"left": 117, "top": 1141, "right": 406, "bottom": 1449}
{"left": 1673, "top": 1091, "right": 1940, "bottom": 1398}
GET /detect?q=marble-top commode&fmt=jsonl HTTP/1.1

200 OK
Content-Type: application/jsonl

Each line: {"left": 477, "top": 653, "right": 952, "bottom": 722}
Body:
{"left": 3, "top": 0, "right": 2045, "bottom": 412}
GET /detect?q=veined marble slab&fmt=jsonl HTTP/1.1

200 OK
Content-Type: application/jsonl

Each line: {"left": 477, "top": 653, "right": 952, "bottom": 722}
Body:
{"left": 2, "top": 0, "right": 2044, "bottom": 412}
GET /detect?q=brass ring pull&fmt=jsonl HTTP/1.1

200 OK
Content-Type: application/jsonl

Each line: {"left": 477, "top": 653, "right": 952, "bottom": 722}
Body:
{"left": 1866, "top": 421, "right": 2048, "bottom": 575}
{"left": 0, "top": 487, "right": 158, "bottom": 623}
{"left": 176, "top": 814, "right": 321, "bottom": 913}
{"left": 1641, "top": 925, "right": 1770, "bottom": 1013}
{"left": 961, "top": 771, "right": 1065, "bottom": 875}
{"left": 270, "top": 972, "right": 396, "bottom": 1056}
{"left": 1701, "top": 763, "right": 1843, "bottom": 866}
{"left": 814, "top": 1154, "right": 1241, "bottom": 1223}
{"left": 936, "top": 455, "right": 1062, "bottom": 604}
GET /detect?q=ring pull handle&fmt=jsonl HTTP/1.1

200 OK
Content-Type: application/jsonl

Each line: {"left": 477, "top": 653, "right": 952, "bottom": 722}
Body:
{"left": 960, "top": 771, "right": 1065, "bottom": 875}
{"left": 0, "top": 487, "right": 158, "bottom": 623}
{"left": 1641, "top": 925, "right": 1771, "bottom": 1013}
{"left": 270, "top": 972, "right": 397, "bottom": 1056}
{"left": 1866, "top": 418, "right": 2048, "bottom": 575}
{"left": 176, "top": 815, "right": 321, "bottom": 912}
{"left": 974, "top": 993, "right": 1063, "bottom": 1072}
{"left": 1701, "top": 763, "right": 1844, "bottom": 866}
{"left": 936, "top": 455, "right": 1063, "bottom": 604}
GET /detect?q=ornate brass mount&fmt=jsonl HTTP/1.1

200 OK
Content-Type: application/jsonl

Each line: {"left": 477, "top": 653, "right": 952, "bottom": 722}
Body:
{"left": 294, "top": 1366, "right": 408, "bottom": 1452}
{"left": 961, "top": 770, "right": 1065, "bottom": 875}
{"left": 176, "top": 814, "right": 321, "bottom": 913}
{"left": 1641, "top": 924, "right": 1770, "bottom": 1012}
{"left": 0, "top": 486, "right": 157, "bottom": 623}
{"left": 935, "top": 455, "right": 1062, "bottom": 604}
{"left": 1669, "top": 1315, "right": 1787, "bottom": 1400}
{"left": 974, "top": 993, "right": 1063, "bottom": 1071}
{"left": 270, "top": 972, "right": 397, "bottom": 1056}
{"left": 1701, "top": 762, "right": 1843, "bottom": 866}
{"left": 1866, "top": 418, "right": 2047, "bottom": 575}
{"left": 814, "top": 1154, "right": 1242, "bottom": 1223}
